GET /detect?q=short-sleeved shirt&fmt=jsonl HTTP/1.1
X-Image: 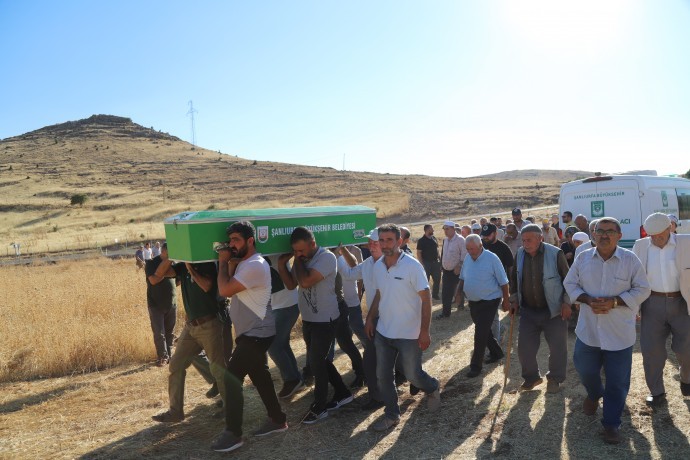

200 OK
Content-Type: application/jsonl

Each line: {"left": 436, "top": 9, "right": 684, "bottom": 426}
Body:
{"left": 230, "top": 253, "right": 275, "bottom": 338}
{"left": 373, "top": 252, "right": 430, "bottom": 339}
{"left": 174, "top": 262, "right": 219, "bottom": 321}
{"left": 460, "top": 249, "right": 508, "bottom": 302}
{"left": 340, "top": 246, "right": 362, "bottom": 307}
{"left": 266, "top": 255, "right": 298, "bottom": 310}
{"left": 145, "top": 256, "right": 177, "bottom": 310}
{"left": 416, "top": 235, "right": 440, "bottom": 262}
{"left": 297, "top": 247, "right": 340, "bottom": 322}
{"left": 143, "top": 248, "right": 153, "bottom": 260}
{"left": 482, "top": 239, "right": 514, "bottom": 275}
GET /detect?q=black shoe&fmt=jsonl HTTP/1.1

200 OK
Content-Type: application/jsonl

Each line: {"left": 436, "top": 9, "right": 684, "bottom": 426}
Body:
{"left": 466, "top": 369, "right": 481, "bottom": 378}
{"left": 361, "top": 399, "right": 385, "bottom": 411}
{"left": 681, "top": 382, "right": 690, "bottom": 397}
{"left": 645, "top": 393, "right": 667, "bottom": 406}
{"left": 410, "top": 384, "right": 420, "bottom": 396}
{"left": 350, "top": 375, "right": 365, "bottom": 390}
{"left": 436, "top": 313, "right": 450, "bottom": 320}
{"left": 301, "top": 405, "right": 328, "bottom": 424}
{"left": 394, "top": 371, "right": 407, "bottom": 387}
{"left": 325, "top": 393, "right": 354, "bottom": 411}
{"left": 278, "top": 380, "right": 305, "bottom": 398}
{"left": 206, "top": 383, "right": 219, "bottom": 398}
{"left": 432, "top": 295, "right": 441, "bottom": 301}
{"left": 485, "top": 353, "right": 504, "bottom": 364}
{"left": 302, "top": 372, "right": 314, "bottom": 387}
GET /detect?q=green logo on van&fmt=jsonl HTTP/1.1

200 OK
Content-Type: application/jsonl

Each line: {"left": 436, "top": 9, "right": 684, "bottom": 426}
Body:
{"left": 591, "top": 200, "right": 605, "bottom": 217}
{"left": 661, "top": 191, "right": 668, "bottom": 207}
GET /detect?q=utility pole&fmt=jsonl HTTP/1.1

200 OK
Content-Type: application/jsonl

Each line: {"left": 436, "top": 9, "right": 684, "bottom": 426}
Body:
{"left": 186, "top": 100, "right": 198, "bottom": 149}
{"left": 342, "top": 153, "right": 345, "bottom": 171}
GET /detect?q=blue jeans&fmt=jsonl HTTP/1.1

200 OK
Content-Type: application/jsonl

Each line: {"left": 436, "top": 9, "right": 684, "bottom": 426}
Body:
{"left": 349, "top": 305, "right": 380, "bottom": 400}
{"left": 573, "top": 338, "right": 632, "bottom": 428}
{"left": 268, "top": 304, "right": 301, "bottom": 383}
{"left": 375, "top": 332, "right": 439, "bottom": 420}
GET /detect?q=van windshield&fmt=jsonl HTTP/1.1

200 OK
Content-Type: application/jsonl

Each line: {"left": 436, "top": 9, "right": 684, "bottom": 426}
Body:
{"left": 677, "top": 188, "right": 690, "bottom": 220}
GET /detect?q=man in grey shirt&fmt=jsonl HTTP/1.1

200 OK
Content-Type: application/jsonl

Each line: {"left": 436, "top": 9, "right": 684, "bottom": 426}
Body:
{"left": 279, "top": 226, "right": 352, "bottom": 424}
{"left": 211, "top": 221, "right": 287, "bottom": 453}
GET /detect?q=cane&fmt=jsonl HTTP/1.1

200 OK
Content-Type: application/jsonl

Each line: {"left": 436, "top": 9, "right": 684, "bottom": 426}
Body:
{"left": 503, "top": 309, "right": 516, "bottom": 388}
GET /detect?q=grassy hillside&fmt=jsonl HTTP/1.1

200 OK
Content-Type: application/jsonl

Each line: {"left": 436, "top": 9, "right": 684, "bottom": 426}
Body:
{"left": 1, "top": 115, "right": 591, "bottom": 255}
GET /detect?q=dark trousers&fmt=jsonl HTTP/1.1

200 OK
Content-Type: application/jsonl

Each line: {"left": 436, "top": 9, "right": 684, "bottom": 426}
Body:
{"left": 469, "top": 298, "right": 503, "bottom": 371}
{"left": 441, "top": 269, "right": 459, "bottom": 316}
{"left": 303, "top": 320, "right": 350, "bottom": 412}
{"left": 335, "top": 301, "right": 364, "bottom": 378}
{"left": 518, "top": 306, "right": 568, "bottom": 383}
{"left": 348, "top": 304, "right": 379, "bottom": 400}
{"left": 224, "top": 335, "right": 286, "bottom": 437}
{"left": 147, "top": 306, "right": 176, "bottom": 360}
{"left": 422, "top": 259, "right": 441, "bottom": 298}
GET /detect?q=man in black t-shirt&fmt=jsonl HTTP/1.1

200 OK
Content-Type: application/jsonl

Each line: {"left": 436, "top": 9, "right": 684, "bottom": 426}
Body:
{"left": 145, "top": 243, "right": 178, "bottom": 366}
{"left": 480, "top": 224, "right": 514, "bottom": 346}
{"left": 416, "top": 224, "right": 441, "bottom": 300}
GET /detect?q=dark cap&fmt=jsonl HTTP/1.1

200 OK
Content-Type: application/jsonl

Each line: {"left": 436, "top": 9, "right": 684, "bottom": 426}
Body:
{"left": 512, "top": 208, "right": 522, "bottom": 215}
{"left": 480, "top": 223, "right": 497, "bottom": 236}
{"left": 161, "top": 242, "right": 167, "bottom": 249}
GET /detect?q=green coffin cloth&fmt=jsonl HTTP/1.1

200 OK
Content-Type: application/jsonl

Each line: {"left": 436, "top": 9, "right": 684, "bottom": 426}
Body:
{"left": 164, "top": 205, "right": 377, "bottom": 262}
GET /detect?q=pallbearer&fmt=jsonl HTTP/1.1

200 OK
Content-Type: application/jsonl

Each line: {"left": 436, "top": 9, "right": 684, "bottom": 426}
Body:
{"left": 211, "top": 221, "right": 287, "bottom": 453}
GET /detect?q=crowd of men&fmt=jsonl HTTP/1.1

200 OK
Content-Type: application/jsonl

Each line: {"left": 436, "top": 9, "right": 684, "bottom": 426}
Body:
{"left": 140, "top": 208, "right": 688, "bottom": 451}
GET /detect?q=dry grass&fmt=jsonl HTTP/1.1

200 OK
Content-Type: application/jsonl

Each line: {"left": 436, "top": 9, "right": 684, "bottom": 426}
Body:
{"left": 0, "top": 258, "right": 174, "bottom": 382}
{"left": 0, "top": 115, "right": 589, "bottom": 257}
{"left": 1, "top": 259, "right": 690, "bottom": 459}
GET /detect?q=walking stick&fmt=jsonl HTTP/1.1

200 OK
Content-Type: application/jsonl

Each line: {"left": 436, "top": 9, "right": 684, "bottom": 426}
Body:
{"left": 503, "top": 310, "right": 516, "bottom": 388}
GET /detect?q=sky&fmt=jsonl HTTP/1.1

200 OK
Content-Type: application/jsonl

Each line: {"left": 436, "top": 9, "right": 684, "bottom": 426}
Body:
{"left": 1, "top": 1, "right": 689, "bottom": 178}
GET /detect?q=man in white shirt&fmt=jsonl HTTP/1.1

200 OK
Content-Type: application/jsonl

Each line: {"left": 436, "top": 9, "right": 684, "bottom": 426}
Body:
{"left": 212, "top": 221, "right": 286, "bottom": 452}
{"left": 633, "top": 213, "right": 690, "bottom": 406}
{"left": 152, "top": 241, "right": 162, "bottom": 258}
{"left": 365, "top": 224, "right": 440, "bottom": 431}
{"left": 338, "top": 229, "right": 384, "bottom": 410}
{"left": 143, "top": 242, "right": 153, "bottom": 260}
{"left": 439, "top": 220, "right": 466, "bottom": 318}
{"left": 564, "top": 217, "right": 651, "bottom": 445}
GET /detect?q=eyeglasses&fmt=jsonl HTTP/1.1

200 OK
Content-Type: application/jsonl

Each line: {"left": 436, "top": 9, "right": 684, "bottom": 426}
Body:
{"left": 594, "top": 229, "right": 619, "bottom": 237}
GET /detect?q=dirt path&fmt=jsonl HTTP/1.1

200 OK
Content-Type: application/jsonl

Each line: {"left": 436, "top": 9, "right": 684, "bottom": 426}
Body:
{"left": 1, "top": 300, "right": 688, "bottom": 459}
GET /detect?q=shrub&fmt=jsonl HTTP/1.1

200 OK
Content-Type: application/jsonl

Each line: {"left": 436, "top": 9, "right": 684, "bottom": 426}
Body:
{"left": 70, "top": 194, "right": 88, "bottom": 206}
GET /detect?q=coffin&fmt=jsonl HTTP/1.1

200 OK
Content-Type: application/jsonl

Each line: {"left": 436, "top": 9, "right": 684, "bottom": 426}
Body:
{"left": 164, "top": 206, "right": 377, "bottom": 262}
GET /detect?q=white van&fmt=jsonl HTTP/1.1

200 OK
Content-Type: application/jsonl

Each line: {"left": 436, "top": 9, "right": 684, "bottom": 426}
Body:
{"left": 559, "top": 174, "right": 690, "bottom": 248}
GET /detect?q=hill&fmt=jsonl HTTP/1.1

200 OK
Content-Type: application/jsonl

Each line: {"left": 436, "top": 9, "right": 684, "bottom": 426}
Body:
{"left": 1, "top": 115, "right": 589, "bottom": 255}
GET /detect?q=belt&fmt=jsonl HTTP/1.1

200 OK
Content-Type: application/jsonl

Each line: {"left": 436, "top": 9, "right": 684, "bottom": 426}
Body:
{"left": 650, "top": 291, "right": 682, "bottom": 298}
{"left": 188, "top": 314, "right": 216, "bottom": 326}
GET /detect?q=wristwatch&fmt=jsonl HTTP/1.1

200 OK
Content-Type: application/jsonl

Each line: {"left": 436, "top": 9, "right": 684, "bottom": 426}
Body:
{"left": 612, "top": 297, "right": 618, "bottom": 308}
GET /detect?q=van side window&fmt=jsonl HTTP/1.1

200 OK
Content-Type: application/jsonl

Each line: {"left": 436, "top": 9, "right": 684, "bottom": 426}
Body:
{"left": 677, "top": 188, "right": 690, "bottom": 220}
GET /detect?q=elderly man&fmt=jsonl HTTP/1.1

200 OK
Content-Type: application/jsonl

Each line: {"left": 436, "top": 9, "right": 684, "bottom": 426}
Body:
{"left": 416, "top": 224, "right": 441, "bottom": 301}
{"left": 338, "top": 229, "right": 385, "bottom": 410}
{"left": 481, "top": 223, "right": 514, "bottom": 343}
{"left": 455, "top": 235, "right": 509, "bottom": 377}
{"left": 633, "top": 213, "right": 690, "bottom": 405}
{"left": 508, "top": 224, "right": 571, "bottom": 393}
{"left": 439, "top": 220, "right": 467, "bottom": 318}
{"left": 542, "top": 219, "right": 560, "bottom": 246}
{"left": 460, "top": 225, "right": 471, "bottom": 238}
{"left": 564, "top": 217, "right": 651, "bottom": 445}
{"left": 471, "top": 223, "right": 482, "bottom": 235}
{"left": 574, "top": 214, "right": 589, "bottom": 234}
{"left": 212, "top": 221, "right": 287, "bottom": 452}
{"left": 503, "top": 223, "right": 522, "bottom": 259}
{"left": 365, "top": 224, "right": 440, "bottom": 431}
{"left": 574, "top": 219, "right": 599, "bottom": 260}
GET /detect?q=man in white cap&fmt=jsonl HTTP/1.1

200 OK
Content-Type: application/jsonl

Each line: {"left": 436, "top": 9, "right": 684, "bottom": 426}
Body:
{"left": 667, "top": 214, "right": 680, "bottom": 233}
{"left": 471, "top": 223, "right": 482, "bottom": 235}
{"left": 633, "top": 213, "right": 690, "bottom": 406}
{"left": 439, "top": 220, "right": 467, "bottom": 318}
{"left": 574, "top": 220, "right": 599, "bottom": 260}
{"left": 337, "top": 229, "right": 385, "bottom": 410}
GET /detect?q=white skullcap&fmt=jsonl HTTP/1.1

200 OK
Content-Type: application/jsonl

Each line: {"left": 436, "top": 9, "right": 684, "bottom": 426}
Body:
{"left": 443, "top": 220, "right": 456, "bottom": 228}
{"left": 668, "top": 214, "right": 679, "bottom": 225}
{"left": 644, "top": 213, "right": 671, "bottom": 236}
{"left": 367, "top": 229, "right": 379, "bottom": 242}
{"left": 471, "top": 223, "right": 481, "bottom": 230}
{"left": 572, "top": 232, "right": 589, "bottom": 243}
